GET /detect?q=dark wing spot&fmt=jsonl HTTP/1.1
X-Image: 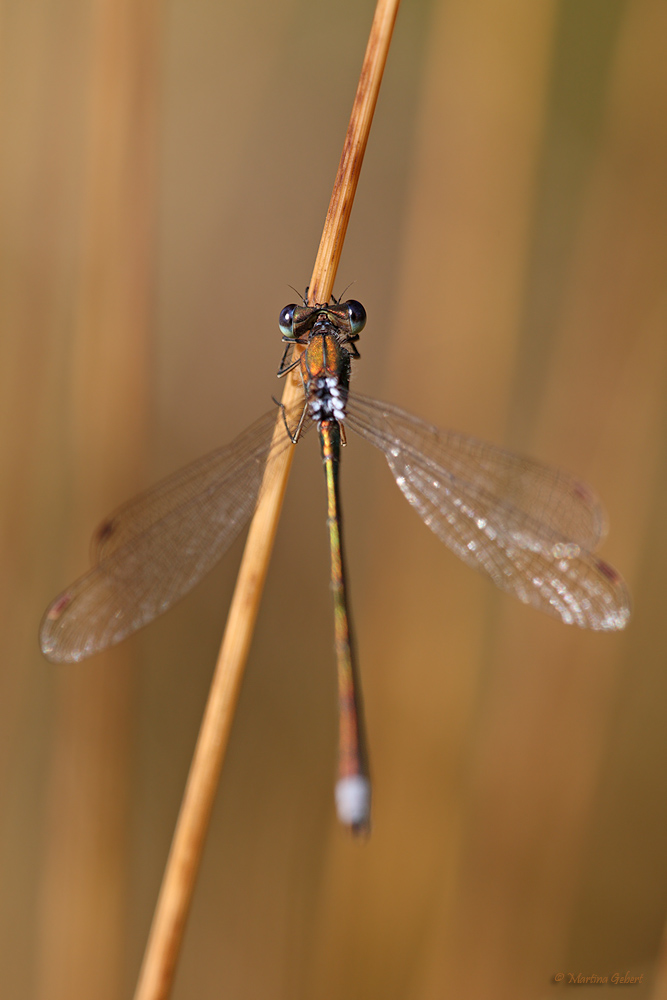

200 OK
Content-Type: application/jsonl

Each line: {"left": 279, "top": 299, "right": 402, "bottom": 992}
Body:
{"left": 573, "top": 481, "right": 596, "bottom": 504}
{"left": 95, "top": 518, "right": 117, "bottom": 545}
{"left": 595, "top": 558, "right": 619, "bottom": 583}
{"left": 47, "top": 592, "right": 74, "bottom": 620}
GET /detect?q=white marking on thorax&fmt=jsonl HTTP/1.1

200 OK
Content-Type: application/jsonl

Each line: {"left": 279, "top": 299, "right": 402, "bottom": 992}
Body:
{"left": 307, "top": 376, "right": 348, "bottom": 423}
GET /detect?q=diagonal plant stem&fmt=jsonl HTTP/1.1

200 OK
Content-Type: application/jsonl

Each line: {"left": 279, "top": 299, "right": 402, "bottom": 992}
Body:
{"left": 132, "top": 2, "right": 401, "bottom": 997}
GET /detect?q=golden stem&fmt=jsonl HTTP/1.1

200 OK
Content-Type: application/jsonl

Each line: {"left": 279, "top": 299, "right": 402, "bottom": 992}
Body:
{"left": 132, "top": 2, "right": 401, "bottom": 998}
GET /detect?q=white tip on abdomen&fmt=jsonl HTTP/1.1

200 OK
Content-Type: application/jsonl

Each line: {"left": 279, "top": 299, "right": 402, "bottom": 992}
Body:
{"left": 335, "top": 775, "right": 371, "bottom": 832}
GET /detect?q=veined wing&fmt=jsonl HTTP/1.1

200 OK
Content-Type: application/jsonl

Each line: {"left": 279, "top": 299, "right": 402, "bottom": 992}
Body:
{"left": 346, "top": 392, "right": 630, "bottom": 631}
{"left": 40, "top": 403, "right": 307, "bottom": 663}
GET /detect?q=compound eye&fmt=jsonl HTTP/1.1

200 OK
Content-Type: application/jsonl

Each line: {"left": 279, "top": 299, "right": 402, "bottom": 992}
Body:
{"left": 345, "top": 299, "right": 366, "bottom": 335}
{"left": 279, "top": 303, "right": 297, "bottom": 337}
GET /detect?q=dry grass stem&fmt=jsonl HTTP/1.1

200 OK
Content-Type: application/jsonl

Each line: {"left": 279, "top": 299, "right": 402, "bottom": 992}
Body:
{"left": 132, "top": 2, "right": 401, "bottom": 998}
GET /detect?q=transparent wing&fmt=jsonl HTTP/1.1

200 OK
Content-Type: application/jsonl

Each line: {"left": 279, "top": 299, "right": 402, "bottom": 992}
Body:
{"left": 346, "top": 392, "right": 630, "bottom": 631}
{"left": 41, "top": 403, "right": 308, "bottom": 662}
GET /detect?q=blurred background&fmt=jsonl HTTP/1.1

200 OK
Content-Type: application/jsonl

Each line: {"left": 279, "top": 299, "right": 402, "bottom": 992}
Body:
{"left": 1, "top": 0, "right": 666, "bottom": 997}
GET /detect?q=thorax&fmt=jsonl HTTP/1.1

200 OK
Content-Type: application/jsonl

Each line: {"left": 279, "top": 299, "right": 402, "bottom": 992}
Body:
{"left": 301, "top": 331, "right": 350, "bottom": 425}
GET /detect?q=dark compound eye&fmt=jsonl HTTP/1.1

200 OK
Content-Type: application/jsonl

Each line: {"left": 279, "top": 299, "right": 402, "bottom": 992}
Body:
{"left": 345, "top": 299, "right": 366, "bottom": 335}
{"left": 279, "top": 303, "right": 297, "bottom": 337}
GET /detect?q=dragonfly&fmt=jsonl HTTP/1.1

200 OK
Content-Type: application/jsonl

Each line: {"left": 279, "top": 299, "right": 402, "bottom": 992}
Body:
{"left": 40, "top": 296, "right": 631, "bottom": 832}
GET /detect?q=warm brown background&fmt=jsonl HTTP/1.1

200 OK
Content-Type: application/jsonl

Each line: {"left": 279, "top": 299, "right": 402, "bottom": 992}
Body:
{"left": 2, "top": 0, "right": 666, "bottom": 998}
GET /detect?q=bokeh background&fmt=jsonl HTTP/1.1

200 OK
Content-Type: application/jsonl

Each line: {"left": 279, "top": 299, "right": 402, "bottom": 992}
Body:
{"left": 2, "top": 0, "right": 666, "bottom": 997}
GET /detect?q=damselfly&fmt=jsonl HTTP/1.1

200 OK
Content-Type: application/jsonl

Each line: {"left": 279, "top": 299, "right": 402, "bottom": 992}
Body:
{"left": 40, "top": 297, "right": 630, "bottom": 831}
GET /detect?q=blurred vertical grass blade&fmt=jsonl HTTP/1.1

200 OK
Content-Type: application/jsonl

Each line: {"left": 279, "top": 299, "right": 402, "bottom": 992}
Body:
{"left": 132, "top": 2, "right": 401, "bottom": 999}
{"left": 34, "top": 2, "right": 161, "bottom": 999}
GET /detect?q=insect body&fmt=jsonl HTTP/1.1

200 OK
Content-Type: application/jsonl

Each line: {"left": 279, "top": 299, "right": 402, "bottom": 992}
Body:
{"left": 278, "top": 299, "right": 370, "bottom": 829}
